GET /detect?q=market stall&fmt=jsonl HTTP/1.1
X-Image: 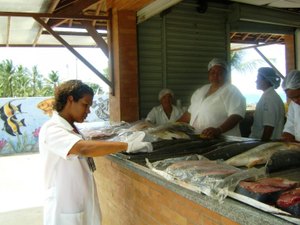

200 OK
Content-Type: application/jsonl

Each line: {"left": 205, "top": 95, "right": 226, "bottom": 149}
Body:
{"left": 81, "top": 121, "right": 300, "bottom": 225}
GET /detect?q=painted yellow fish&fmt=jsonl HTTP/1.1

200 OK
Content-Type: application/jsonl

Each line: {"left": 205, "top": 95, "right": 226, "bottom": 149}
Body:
{"left": 4, "top": 115, "right": 26, "bottom": 136}
{"left": 37, "top": 98, "right": 55, "bottom": 116}
{"left": 0, "top": 101, "right": 22, "bottom": 120}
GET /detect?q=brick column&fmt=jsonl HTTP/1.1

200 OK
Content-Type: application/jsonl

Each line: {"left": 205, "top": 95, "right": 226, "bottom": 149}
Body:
{"left": 109, "top": 9, "right": 139, "bottom": 123}
{"left": 284, "top": 34, "right": 295, "bottom": 74}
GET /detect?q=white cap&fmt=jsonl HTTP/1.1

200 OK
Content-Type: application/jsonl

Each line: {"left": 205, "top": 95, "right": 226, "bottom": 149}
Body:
{"left": 282, "top": 70, "right": 300, "bottom": 90}
{"left": 208, "top": 58, "right": 228, "bottom": 71}
{"left": 158, "top": 88, "right": 174, "bottom": 101}
{"left": 258, "top": 67, "right": 281, "bottom": 89}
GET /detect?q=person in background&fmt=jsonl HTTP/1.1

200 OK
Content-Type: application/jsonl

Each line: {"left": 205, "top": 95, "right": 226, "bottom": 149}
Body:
{"left": 249, "top": 67, "right": 285, "bottom": 141}
{"left": 281, "top": 70, "right": 300, "bottom": 142}
{"left": 146, "top": 88, "right": 184, "bottom": 125}
{"left": 178, "top": 58, "right": 246, "bottom": 138}
{"left": 39, "top": 80, "right": 151, "bottom": 225}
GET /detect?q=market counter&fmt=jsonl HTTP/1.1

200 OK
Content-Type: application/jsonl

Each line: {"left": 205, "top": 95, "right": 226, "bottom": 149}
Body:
{"left": 93, "top": 154, "right": 294, "bottom": 225}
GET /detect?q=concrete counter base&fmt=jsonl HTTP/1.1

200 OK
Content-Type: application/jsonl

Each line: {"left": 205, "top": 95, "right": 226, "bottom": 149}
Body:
{"left": 93, "top": 155, "right": 293, "bottom": 225}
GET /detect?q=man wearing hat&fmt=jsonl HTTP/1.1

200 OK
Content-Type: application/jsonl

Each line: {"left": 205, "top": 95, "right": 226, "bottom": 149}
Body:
{"left": 146, "top": 88, "right": 184, "bottom": 125}
{"left": 178, "top": 58, "right": 246, "bottom": 138}
{"left": 250, "top": 67, "right": 285, "bottom": 141}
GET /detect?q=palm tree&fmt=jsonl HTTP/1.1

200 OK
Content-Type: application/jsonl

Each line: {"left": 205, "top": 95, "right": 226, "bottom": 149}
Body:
{"left": 231, "top": 50, "right": 265, "bottom": 75}
{"left": 48, "top": 70, "right": 59, "bottom": 89}
{"left": 14, "top": 65, "right": 30, "bottom": 96}
{"left": 41, "top": 70, "right": 60, "bottom": 96}
{"left": 30, "top": 66, "right": 44, "bottom": 96}
{"left": 231, "top": 48, "right": 276, "bottom": 75}
{"left": 0, "top": 59, "right": 15, "bottom": 97}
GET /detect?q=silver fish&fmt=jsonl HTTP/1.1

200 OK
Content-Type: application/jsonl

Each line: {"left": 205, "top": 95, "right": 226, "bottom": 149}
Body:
{"left": 147, "top": 122, "right": 194, "bottom": 140}
{"left": 225, "top": 142, "right": 300, "bottom": 168}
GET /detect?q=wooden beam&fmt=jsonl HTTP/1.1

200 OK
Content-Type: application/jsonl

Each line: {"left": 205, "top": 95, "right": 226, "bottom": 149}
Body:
{"left": 254, "top": 47, "right": 284, "bottom": 79}
{"left": 33, "top": 16, "right": 112, "bottom": 88}
{"left": 6, "top": 16, "right": 10, "bottom": 47}
{"left": 47, "top": 0, "right": 101, "bottom": 27}
{"left": 33, "top": 0, "right": 61, "bottom": 47}
{"left": 54, "top": 0, "right": 100, "bottom": 15}
{"left": 0, "top": 11, "right": 108, "bottom": 20}
{"left": 80, "top": 20, "right": 108, "bottom": 57}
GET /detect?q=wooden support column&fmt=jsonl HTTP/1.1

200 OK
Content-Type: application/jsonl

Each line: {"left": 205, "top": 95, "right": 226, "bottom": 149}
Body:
{"left": 109, "top": 9, "right": 139, "bottom": 123}
{"left": 284, "top": 34, "right": 295, "bottom": 74}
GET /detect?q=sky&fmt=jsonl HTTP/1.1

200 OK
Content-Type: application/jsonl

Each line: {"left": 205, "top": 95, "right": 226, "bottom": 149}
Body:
{"left": 0, "top": 47, "right": 110, "bottom": 92}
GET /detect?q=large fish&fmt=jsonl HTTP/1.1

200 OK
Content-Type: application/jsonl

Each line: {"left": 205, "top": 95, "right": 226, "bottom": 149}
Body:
{"left": 266, "top": 150, "right": 300, "bottom": 173}
{"left": 3, "top": 115, "right": 26, "bottom": 136}
{"left": 225, "top": 142, "right": 300, "bottom": 168}
{"left": 0, "top": 101, "right": 22, "bottom": 120}
{"left": 203, "top": 140, "right": 263, "bottom": 160}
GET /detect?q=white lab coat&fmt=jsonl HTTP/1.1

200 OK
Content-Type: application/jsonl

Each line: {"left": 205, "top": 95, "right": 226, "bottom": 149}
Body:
{"left": 146, "top": 104, "right": 184, "bottom": 125}
{"left": 39, "top": 113, "right": 101, "bottom": 225}
{"left": 283, "top": 101, "right": 300, "bottom": 141}
{"left": 188, "top": 83, "right": 246, "bottom": 136}
{"left": 250, "top": 87, "right": 285, "bottom": 140}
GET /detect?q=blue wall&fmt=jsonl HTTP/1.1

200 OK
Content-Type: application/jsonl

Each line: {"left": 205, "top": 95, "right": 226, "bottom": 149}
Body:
{"left": 0, "top": 95, "right": 108, "bottom": 156}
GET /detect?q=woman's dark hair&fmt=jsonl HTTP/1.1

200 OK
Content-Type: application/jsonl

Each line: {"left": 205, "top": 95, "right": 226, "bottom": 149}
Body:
{"left": 54, "top": 80, "right": 94, "bottom": 112}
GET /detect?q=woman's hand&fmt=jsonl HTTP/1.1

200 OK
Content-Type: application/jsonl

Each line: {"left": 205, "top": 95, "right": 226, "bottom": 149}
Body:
{"left": 201, "top": 127, "right": 222, "bottom": 139}
{"left": 281, "top": 132, "right": 296, "bottom": 142}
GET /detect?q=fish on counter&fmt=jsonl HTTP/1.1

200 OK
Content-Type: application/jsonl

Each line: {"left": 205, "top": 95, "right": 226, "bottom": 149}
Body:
{"left": 225, "top": 142, "right": 300, "bottom": 168}
{"left": 235, "top": 177, "right": 299, "bottom": 205}
{"left": 267, "top": 150, "right": 300, "bottom": 173}
{"left": 128, "top": 120, "right": 154, "bottom": 131}
{"left": 203, "top": 140, "right": 263, "bottom": 160}
{"left": 165, "top": 159, "right": 241, "bottom": 182}
{"left": 276, "top": 187, "right": 300, "bottom": 217}
{"left": 147, "top": 122, "right": 195, "bottom": 140}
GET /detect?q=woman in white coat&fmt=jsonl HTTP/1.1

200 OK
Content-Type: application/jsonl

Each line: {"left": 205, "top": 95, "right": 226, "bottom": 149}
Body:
{"left": 282, "top": 70, "right": 300, "bottom": 142}
{"left": 178, "top": 58, "right": 246, "bottom": 138}
{"left": 146, "top": 88, "right": 184, "bottom": 125}
{"left": 250, "top": 67, "right": 285, "bottom": 141}
{"left": 39, "top": 80, "right": 151, "bottom": 225}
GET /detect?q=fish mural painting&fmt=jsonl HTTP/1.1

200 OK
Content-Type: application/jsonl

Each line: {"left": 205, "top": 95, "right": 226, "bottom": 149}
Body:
{"left": 0, "top": 100, "right": 26, "bottom": 137}
{"left": 37, "top": 98, "right": 55, "bottom": 116}
{"left": 0, "top": 95, "right": 109, "bottom": 155}
{"left": 0, "top": 101, "right": 22, "bottom": 120}
{"left": 4, "top": 115, "right": 26, "bottom": 136}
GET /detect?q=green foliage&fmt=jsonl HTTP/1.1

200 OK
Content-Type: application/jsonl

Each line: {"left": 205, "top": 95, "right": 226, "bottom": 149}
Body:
{"left": 231, "top": 49, "right": 276, "bottom": 75}
{"left": 0, "top": 59, "right": 59, "bottom": 97}
{"left": 0, "top": 59, "right": 105, "bottom": 97}
{"left": 86, "top": 82, "right": 104, "bottom": 95}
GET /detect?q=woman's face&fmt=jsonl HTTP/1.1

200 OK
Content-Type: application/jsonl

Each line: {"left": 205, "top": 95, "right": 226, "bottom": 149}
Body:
{"left": 70, "top": 94, "right": 93, "bottom": 122}
{"left": 285, "top": 89, "right": 300, "bottom": 105}
{"left": 256, "top": 74, "right": 268, "bottom": 90}
{"left": 160, "top": 94, "right": 173, "bottom": 107}
{"left": 208, "top": 65, "right": 225, "bottom": 86}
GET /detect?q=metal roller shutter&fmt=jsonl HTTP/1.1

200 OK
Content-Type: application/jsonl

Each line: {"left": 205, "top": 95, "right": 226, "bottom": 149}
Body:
{"left": 138, "top": 0, "right": 229, "bottom": 119}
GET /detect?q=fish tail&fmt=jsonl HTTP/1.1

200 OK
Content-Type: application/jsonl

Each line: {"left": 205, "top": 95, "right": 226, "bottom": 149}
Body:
{"left": 20, "top": 118, "right": 26, "bottom": 127}
{"left": 17, "top": 104, "right": 22, "bottom": 113}
{"left": 246, "top": 159, "right": 265, "bottom": 168}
